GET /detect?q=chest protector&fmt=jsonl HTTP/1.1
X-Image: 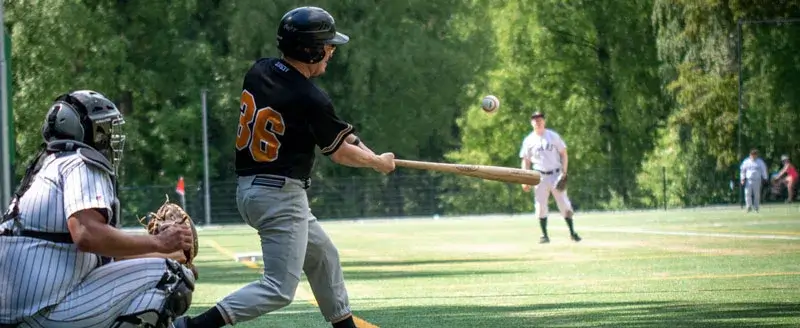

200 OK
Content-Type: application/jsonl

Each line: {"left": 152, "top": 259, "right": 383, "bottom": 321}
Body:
{"left": 0, "top": 140, "right": 119, "bottom": 243}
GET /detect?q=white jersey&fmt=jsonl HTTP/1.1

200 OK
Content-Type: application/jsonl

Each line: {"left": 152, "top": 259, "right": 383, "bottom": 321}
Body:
{"left": 0, "top": 152, "right": 116, "bottom": 323}
{"left": 739, "top": 157, "right": 768, "bottom": 182}
{"left": 519, "top": 129, "right": 566, "bottom": 172}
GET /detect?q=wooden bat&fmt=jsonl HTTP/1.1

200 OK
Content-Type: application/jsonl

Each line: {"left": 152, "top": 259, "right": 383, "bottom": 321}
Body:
{"left": 393, "top": 159, "right": 541, "bottom": 185}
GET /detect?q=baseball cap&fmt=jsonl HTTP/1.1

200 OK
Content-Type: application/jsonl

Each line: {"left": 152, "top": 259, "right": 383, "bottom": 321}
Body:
{"left": 781, "top": 154, "right": 790, "bottom": 161}
{"left": 530, "top": 111, "right": 545, "bottom": 119}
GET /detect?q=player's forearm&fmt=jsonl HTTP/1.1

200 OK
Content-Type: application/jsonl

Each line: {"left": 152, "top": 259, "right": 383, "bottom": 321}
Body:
{"left": 330, "top": 143, "right": 383, "bottom": 169}
{"left": 346, "top": 134, "right": 375, "bottom": 154}
{"left": 69, "top": 212, "right": 161, "bottom": 257}
{"left": 521, "top": 158, "right": 530, "bottom": 171}
{"left": 81, "top": 229, "right": 162, "bottom": 257}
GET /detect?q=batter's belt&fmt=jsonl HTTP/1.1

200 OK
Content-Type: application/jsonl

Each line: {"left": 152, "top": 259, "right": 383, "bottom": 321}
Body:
{"left": 249, "top": 174, "right": 311, "bottom": 190}
{"left": 535, "top": 168, "right": 561, "bottom": 175}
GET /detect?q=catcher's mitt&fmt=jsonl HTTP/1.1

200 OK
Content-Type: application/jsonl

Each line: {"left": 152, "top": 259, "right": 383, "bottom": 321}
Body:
{"left": 141, "top": 196, "right": 199, "bottom": 279}
{"left": 555, "top": 173, "right": 568, "bottom": 192}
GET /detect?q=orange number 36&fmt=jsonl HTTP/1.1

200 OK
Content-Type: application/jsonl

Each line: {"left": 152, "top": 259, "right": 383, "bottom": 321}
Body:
{"left": 235, "top": 90, "right": 286, "bottom": 162}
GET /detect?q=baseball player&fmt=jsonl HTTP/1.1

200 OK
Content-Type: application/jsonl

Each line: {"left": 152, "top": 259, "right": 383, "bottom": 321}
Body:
{"left": 0, "top": 90, "right": 196, "bottom": 327}
{"left": 173, "top": 6, "right": 395, "bottom": 328}
{"left": 739, "top": 148, "right": 768, "bottom": 212}
{"left": 519, "top": 111, "right": 581, "bottom": 244}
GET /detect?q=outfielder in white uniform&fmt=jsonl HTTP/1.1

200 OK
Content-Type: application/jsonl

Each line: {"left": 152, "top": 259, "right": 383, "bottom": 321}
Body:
{"left": 0, "top": 90, "right": 196, "bottom": 328}
{"left": 739, "top": 148, "right": 768, "bottom": 212}
{"left": 519, "top": 111, "right": 581, "bottom": 244}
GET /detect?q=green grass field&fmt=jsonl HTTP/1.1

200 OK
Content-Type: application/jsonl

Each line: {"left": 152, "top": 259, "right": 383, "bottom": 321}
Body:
{"left": 185, "top": 205, "right": 800, "bottom": 327}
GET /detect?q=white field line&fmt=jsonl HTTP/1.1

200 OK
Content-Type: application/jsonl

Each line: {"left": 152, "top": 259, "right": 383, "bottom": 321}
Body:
{"left": 579, "top": 227, "right": 800, "bottom": 240}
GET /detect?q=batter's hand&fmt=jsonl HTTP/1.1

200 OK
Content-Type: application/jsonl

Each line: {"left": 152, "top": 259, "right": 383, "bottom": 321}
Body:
{"left": 154, "top": 224, "right": 194, "bottom": 253}
{"left": 374, "top": 152, "right": 396, "bottom": 174}
{"left": 522, "top": 184, "right": 531, "bottom": 192}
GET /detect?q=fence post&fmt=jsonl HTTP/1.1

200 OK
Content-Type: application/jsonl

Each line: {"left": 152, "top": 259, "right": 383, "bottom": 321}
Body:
{"left": 201, "top": 89, "right": 211, "bottom": 226}
{"left": 662, "top": 166, "right": 667, "bottom": 211}
{"left": 351, "top": 176, "right": 361, "bottom": 218}
{"left": 507, "top": 183, "right": 514, "bottom": 214}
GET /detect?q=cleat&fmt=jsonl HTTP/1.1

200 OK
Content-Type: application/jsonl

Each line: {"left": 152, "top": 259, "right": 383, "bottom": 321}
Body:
{"left": 539, "top": 236, "right": 550, "bottom": 244}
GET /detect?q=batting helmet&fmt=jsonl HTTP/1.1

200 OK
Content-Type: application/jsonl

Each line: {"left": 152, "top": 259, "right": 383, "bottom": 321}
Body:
{"left": 277, "top": 6, "right": 349, "bottom": 64}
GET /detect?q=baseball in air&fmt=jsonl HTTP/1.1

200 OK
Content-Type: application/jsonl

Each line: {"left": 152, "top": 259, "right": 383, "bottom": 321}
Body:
{"left": 481, "top": 95, "right": 500, "bottom": 113}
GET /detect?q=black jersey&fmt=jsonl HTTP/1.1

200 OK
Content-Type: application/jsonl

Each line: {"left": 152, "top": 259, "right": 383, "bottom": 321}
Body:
{"left": 234, "top": 58, "right": 354, "bottom": 179}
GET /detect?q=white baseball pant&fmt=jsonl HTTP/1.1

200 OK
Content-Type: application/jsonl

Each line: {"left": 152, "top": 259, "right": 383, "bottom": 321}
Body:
{"left": 534, "top": 171, "right": 573, "bottom": 218}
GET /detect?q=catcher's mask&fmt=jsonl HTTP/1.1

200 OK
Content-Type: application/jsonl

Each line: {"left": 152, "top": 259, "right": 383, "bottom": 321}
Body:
{"left": 41, "top": 90, "right": 126, "bottom": 170}
{"left": 276, "top": 6, "right": 349, "bottom": 64}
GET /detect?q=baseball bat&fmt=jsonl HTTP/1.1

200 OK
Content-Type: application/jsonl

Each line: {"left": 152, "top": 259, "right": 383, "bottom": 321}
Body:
{"left": 393, "top": 159, "right": 541, "bottom": 185}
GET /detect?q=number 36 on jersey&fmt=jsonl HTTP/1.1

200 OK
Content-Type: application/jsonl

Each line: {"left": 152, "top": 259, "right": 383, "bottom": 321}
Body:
{"left": 235, "top": 90, "right": 286, "bottom": 162}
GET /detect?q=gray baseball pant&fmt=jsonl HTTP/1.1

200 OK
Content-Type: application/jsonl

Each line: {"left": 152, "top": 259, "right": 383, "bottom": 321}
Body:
{"left": 744, "top": 178, "right": 762, "bottom": 210}
{"left": 214, "top": 174, "right": 351, "bottom": 325}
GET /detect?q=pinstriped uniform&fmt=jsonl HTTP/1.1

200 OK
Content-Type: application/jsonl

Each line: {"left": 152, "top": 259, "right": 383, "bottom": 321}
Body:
{"left": 0, "top": 152, "right": 177, "bottom": 327}
{"left": 519, "top": 129, "right": 573, "bottom": 218}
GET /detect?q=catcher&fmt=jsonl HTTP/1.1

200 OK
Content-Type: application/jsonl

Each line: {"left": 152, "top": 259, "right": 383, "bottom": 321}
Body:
{"left": 519, "top": 111, "right": 582, "bottom": 244}
{"left": 0, "top": 90, "right": 196, "bottom": 328}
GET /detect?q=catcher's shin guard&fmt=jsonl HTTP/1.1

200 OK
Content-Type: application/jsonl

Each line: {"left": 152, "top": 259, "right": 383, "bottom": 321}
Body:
{"left": 112, "top": 260, "right": 196, "bottom": 328}
{"left": 155, "top": 259, "right": 196, "bottom": 327}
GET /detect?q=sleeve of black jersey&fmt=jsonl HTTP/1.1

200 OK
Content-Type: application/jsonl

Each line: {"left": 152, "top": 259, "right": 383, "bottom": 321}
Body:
{"left": 308, "top": 101, "right": 355, "bottom": 156}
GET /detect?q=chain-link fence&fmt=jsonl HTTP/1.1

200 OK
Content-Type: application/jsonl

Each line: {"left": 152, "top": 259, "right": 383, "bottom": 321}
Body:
{"left": 115, "top": 163, "right": 794, "bottom": 227}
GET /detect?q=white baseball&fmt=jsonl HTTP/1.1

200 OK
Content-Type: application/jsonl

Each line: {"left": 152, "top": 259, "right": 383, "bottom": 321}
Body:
{"left": 481, "top": 95, "right": 500, "bottom": 113}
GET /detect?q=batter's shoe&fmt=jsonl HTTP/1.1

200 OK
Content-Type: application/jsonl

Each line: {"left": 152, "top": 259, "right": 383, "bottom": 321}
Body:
{"left": 570, "top": 233, "right": 582, "bottom": 242}
{"left": 539, "top": 236, "right": 550, "bottom": 244}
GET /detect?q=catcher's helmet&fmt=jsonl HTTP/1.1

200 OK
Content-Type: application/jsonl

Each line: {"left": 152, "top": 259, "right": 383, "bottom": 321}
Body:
{"left": 277, "top": 6, "right": 349, "bottom": 64}
{"left": 41, "top": 90, "right": 127, "bottom": 168}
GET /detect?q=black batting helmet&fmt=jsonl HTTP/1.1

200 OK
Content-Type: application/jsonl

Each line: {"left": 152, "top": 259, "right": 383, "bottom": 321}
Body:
{"left": 277, "top": 6, "right": 349, "bottom": 64}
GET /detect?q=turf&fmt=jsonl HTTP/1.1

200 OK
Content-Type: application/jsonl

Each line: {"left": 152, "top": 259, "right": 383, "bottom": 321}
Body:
{"left": 185, "top": 205, "right": 800, "bottom": 327}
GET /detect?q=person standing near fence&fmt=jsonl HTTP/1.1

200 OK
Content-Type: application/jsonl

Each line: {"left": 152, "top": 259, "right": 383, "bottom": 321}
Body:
{"left": 519, "top": 111, "right": 581, "bottom": 244}
{"left": 740, "top": 148, "right": 768, "bottom": 212}
{"left": 772, "top": 154, "right": 798, "bottom": 203}
{"left": 173, "top": 6, "right": 396, "bottom": 328}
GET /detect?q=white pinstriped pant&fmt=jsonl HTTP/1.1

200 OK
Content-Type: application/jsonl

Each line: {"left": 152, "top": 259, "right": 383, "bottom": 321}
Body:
{"left": 15, "top": 258, "right": 184, "bottom": 328}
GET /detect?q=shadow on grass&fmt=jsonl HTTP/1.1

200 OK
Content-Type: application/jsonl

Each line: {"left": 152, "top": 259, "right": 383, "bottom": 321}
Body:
{"left": 342, "top": 269, "right": 524, "bottom": 280}
{"left": 353, "top": 286, "right": 793, "bottom": 301}
{"left": 183, "top": 298, "right": 799, "bottom": 328}
{"left": 342, "top": 258, "right": 524, "bottom": 267}
{"left": 345, "top": 301, "right": 800, "bottom": 328}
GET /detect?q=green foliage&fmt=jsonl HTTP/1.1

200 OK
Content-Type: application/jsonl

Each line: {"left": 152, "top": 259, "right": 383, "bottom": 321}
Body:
{"left": 667, "top": 63, "right": 739, "bottom": 169}
{"left": 4, "top": 0, "right": 800, "bottom": 219}
{"left": 647, "top": 0, "right": 800, "bottom": 207}
{"left": 445, "top": 0, "right": 667, "bottom": 212}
